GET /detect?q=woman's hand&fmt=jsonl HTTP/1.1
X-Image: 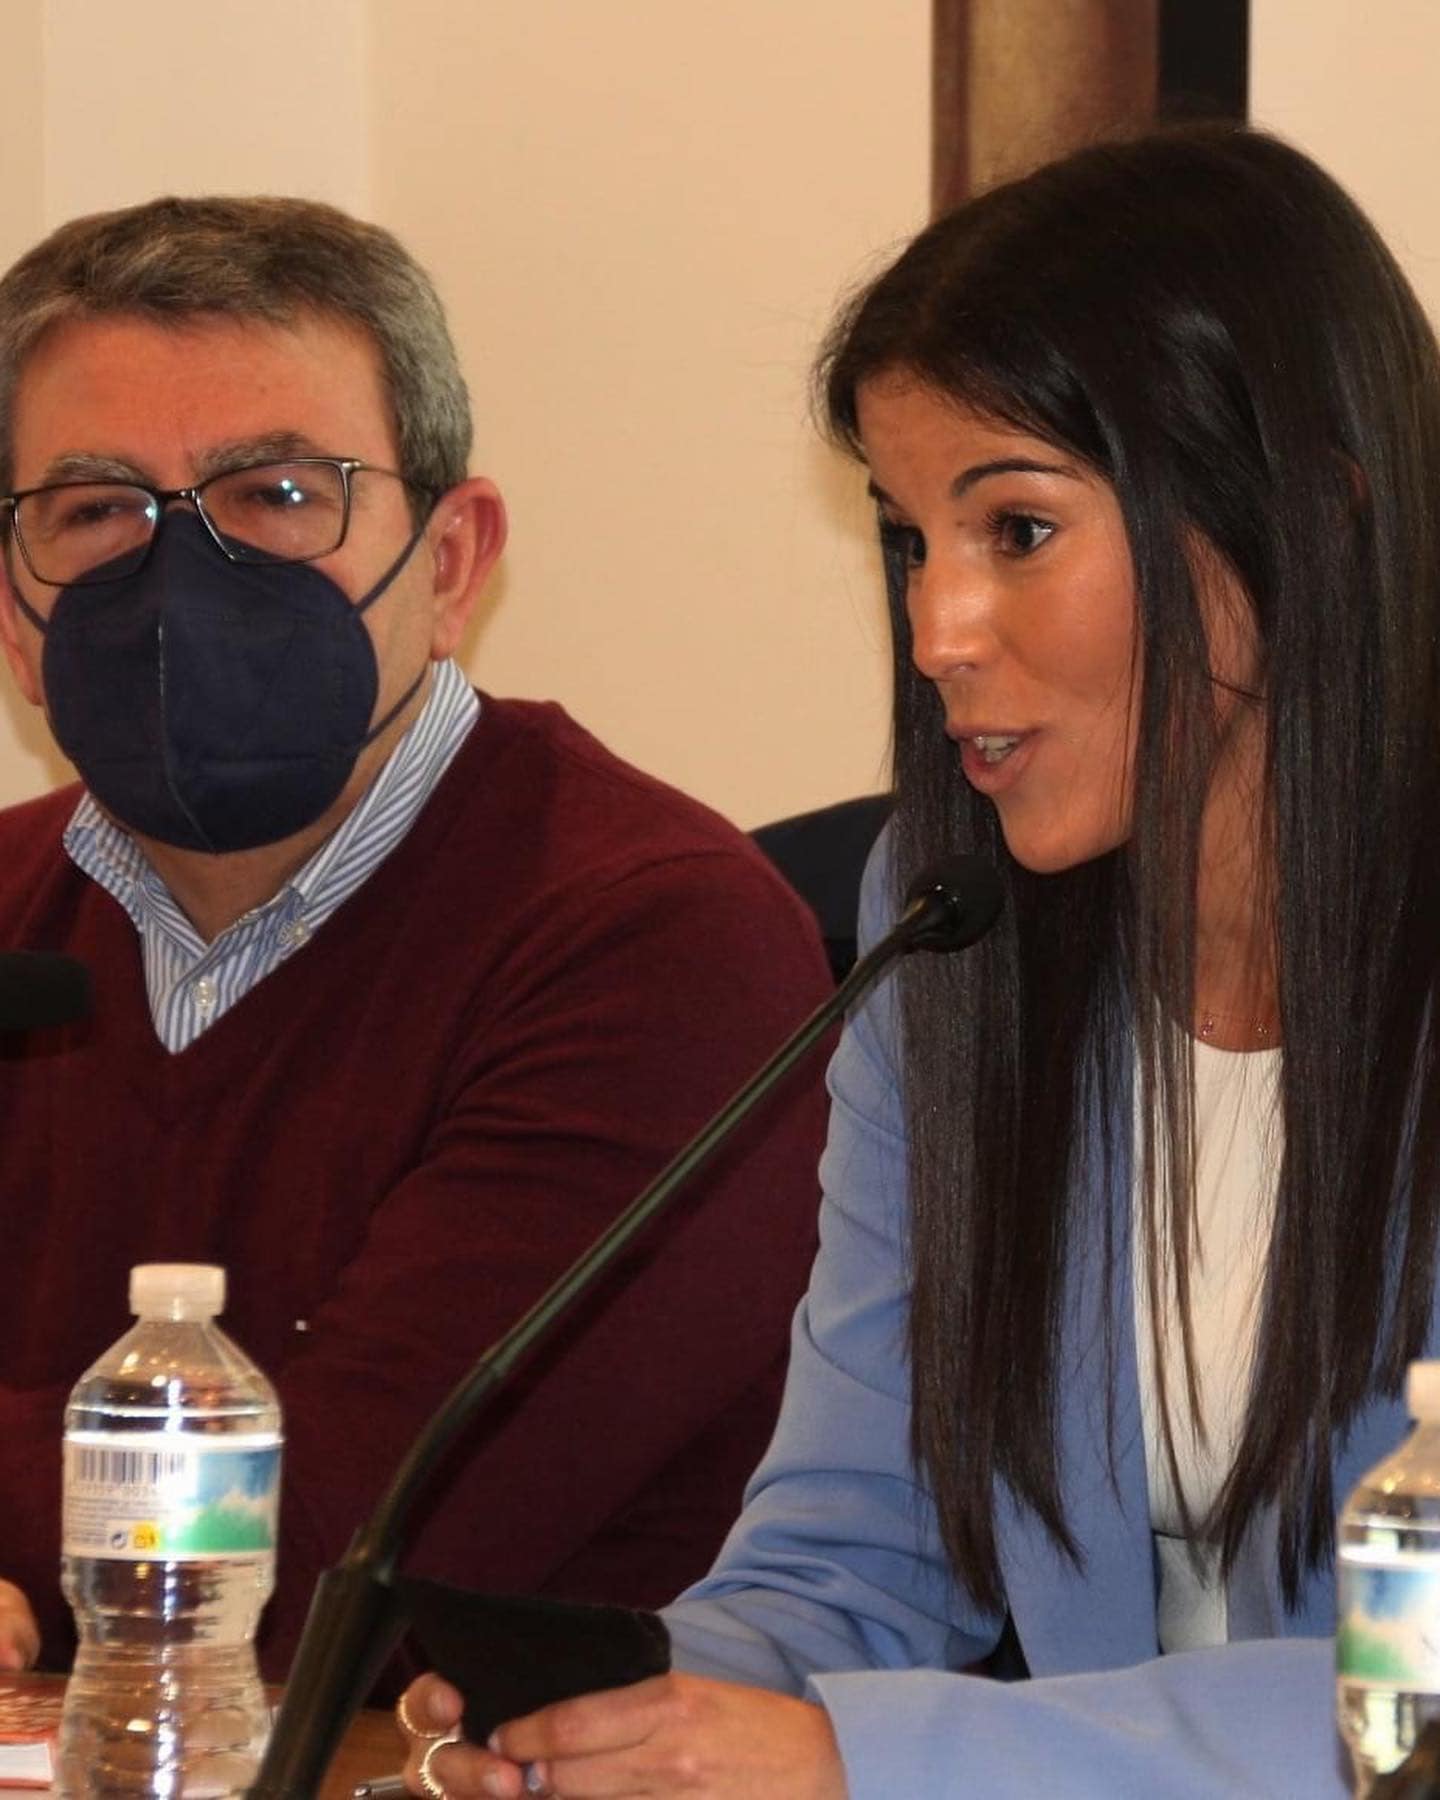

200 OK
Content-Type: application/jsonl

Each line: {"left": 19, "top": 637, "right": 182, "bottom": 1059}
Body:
{"left": 0, "top": 1582, "right": 39, "bottom": 1671}
{"left": 398, "top": 1670, "right": 847, "bottom": 1799}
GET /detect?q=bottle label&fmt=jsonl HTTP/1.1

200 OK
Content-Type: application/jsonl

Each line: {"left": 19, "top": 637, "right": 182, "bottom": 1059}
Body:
{"left": 61, "top": 1431, "right": 281, "bottom": 1561}
{"left": 1338, "top": 1545, "right": 1440, "bottom": 1688}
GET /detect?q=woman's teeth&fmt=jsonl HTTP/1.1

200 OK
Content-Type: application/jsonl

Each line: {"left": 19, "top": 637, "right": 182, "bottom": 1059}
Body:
{"left": 973, "top": 734, "right": 1020, "bottom": 765}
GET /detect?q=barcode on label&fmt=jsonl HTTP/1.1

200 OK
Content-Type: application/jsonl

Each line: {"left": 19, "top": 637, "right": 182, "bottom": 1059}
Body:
{"left": 70, "top": 1445, "right": 190, "bottom": 1488}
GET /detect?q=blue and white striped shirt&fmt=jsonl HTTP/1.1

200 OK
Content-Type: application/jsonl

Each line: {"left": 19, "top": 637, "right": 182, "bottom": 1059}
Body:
{"left": 64, "top": 659, "right": 479, "bottom": 1053}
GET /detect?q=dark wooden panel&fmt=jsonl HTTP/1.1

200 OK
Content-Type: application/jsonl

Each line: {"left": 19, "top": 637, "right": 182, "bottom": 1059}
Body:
{"left": 1159, "top": 0, "right": 1248, "bottom": 120}
{"left": 932, "top": 0, "right": 1248, "bottom": 214}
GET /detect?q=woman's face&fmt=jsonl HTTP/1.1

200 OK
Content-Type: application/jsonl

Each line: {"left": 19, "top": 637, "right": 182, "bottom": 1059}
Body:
{"left": 857, "top": 372, "right": 1142, "bottom": 874}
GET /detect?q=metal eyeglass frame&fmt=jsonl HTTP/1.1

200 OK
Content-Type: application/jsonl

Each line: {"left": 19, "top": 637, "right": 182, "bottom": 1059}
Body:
{"left": 0, "top": 457, "right": 435, "bottom": 587}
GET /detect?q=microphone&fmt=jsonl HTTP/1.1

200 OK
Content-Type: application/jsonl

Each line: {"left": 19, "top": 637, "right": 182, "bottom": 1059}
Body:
{"left": 249, "top": 853, "right": 1003, "bottom": 1799}
{"left": 0, "top": 951, "right": 91, "bottom": 1030}
{"left": 894, "top": 854, "right": 1005, "bottom": 954}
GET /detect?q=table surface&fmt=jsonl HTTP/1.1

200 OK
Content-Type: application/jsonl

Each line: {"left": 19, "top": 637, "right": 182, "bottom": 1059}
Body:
{"left": 0, "top": 1673, "right": 408, "bottom": 1799}
{"left": 310, "top": 1703, "right": 408, "bottom": 1799}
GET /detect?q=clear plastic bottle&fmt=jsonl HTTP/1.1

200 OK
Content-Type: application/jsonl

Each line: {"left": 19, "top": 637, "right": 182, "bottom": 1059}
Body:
{"left": 1338, "top": 1360, "right": 1440, "bottom": 1795}
{"left": 56, "top": 1264, "right": 283, "bottom": 1799}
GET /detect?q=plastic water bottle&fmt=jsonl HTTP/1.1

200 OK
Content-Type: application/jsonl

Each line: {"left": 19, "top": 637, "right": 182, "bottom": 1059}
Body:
{"left": 1338, "top": 1361, "right": 1440, "bottom": 1795}
{"left": 56, "top": 1264, "right": 283, "bottom": 1799}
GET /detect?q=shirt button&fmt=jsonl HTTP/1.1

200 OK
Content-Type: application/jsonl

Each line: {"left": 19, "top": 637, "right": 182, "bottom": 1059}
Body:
{"left": 280, "top": 919, "right": 311, "bottom": 949}
{"left": 191, "top": 977, "right": 217, "bottom": 1015}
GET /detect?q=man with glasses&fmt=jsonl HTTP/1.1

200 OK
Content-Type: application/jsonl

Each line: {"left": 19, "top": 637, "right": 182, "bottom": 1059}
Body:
{"left": 0, "top": 197, "right": 830, "bottom": 1681}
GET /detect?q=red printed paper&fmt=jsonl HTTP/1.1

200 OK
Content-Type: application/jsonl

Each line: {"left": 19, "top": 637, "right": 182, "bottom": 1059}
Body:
{"left": 0, "top": 1678, "right": 60, "bottom": 1789}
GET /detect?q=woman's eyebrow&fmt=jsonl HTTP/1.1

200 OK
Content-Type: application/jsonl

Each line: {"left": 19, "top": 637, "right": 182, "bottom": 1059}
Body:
{"left": 949, "top": 456, "right": 1079, "bottom": 497}
{"left": 866, "top": 458, "right": 1082, "bottom": 510}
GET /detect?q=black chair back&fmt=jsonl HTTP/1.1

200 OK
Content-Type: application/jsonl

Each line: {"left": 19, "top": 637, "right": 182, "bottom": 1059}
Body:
{"left": 752, "top": 794, "right": 891, "bottom": 983}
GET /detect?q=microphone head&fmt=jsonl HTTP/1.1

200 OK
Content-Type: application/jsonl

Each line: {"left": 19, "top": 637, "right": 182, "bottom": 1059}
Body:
{"left": 0, "top": 951, "right": 93, "bottom": 1031}
{"left": 901, "top": 855, "right": 1004, "bottom": 954}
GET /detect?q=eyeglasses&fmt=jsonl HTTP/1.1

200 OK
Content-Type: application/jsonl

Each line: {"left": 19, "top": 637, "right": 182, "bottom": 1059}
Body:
{"left": 0, "top": 457, "right": 435, "bottom": 588}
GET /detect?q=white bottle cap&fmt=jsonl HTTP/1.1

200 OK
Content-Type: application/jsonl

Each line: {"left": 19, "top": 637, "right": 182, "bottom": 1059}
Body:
{"left": 1407, "top": 1360, "right": 1440, "bottom": 1420}
{"left": 129, "top": 1263, "right": 226, "bottom": 1320}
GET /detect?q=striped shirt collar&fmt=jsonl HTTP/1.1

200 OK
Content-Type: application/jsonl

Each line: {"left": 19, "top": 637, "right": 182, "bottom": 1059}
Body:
{"left": 64, "top": 658, "right": 479, "bottom": 1051}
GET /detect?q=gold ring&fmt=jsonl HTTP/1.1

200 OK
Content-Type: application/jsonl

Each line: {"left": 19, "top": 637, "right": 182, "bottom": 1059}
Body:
{"left": 417, "top": 1731, "right": 460, "bottom": 1800}
{"left": 396, "top": 1690, "right": 449, "bottom": 1741}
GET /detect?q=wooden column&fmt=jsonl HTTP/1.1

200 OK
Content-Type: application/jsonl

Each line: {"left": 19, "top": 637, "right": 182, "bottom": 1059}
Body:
{"left": 933, "top": 0, "right": 1248, "bottom": 215}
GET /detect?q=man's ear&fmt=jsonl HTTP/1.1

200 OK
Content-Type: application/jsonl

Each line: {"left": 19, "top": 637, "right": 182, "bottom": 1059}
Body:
{"left": 425, "top": 477, "right": 508, "bottom": 660}
{"left": 0, "top": 550, "right": 44, "bottom": 707}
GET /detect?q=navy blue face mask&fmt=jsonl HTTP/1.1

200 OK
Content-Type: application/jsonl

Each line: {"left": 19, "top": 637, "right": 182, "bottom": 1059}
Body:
{"left": 20, "top": 509, "right": 428, "bottom": 854}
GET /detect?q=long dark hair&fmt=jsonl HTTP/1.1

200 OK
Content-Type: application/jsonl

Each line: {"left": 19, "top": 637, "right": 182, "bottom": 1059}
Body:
{"left": 818, "top": 123, "right": 1440, "bottom": 1615}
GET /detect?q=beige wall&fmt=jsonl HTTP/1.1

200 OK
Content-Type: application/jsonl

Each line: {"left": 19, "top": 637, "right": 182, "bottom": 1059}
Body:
{"left": 0, "top": 2, "right": 44, "bottom": 277}
{"left": 0, "top": 0, "right": 926, "bottom": 827}
{"left": 1250, "top": 0, "right": 1440, "bottom": 324}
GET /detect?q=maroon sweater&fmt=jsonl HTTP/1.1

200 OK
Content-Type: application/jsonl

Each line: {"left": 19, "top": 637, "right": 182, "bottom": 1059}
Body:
{"left": 0, "top": 696, "right": 830, "bottom": 1677}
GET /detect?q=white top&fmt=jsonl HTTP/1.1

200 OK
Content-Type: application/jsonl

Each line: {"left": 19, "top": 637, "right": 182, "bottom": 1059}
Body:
{"left": 130, "top": 1262, "right": 225, "bottom": 1319}
{"left": 1133, "top": 1039, "right": 1282, "bottom": 1651}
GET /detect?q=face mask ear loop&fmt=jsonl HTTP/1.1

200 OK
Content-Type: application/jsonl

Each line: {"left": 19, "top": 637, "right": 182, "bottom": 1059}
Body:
{"left": 360, "top": 662, "right": 429, "bottom": 750}
{"left": 351, "top": 506, "right": 442, "bottom": 750}
{"left": 352, "top": 511, "right": 434, "bottom": 618}
{"left": 10, "top": 589, "right": 50, "bottom": 634}
{"left": 1, "top": 525, "right": 48, "bottom": 632}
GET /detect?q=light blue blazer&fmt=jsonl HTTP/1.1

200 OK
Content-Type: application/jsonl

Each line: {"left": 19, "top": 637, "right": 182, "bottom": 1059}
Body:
{"left": 664, "top": 843, "right": 1418, "bottom": 1796}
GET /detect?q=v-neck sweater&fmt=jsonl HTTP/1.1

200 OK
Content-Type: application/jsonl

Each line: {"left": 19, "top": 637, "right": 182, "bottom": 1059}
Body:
{"left": 0, "top": 694, "right": 831, "bottom": 1680}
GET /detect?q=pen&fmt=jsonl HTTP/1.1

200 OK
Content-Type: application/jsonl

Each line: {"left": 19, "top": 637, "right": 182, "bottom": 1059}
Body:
{"left": 352, "top": 1777, "right": 409, "bottom": 1799}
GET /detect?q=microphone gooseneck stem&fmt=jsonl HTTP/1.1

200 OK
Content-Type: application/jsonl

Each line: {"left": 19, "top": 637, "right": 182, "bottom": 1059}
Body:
{"left": 354, "top": 922, "right": 901, "bottom": 1576}
{"left": 251, "top": 856, "right": 1000, "bottom": 1799}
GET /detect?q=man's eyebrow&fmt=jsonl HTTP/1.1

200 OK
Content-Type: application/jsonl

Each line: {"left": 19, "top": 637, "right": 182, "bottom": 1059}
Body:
{"left": 33, "top": 433, "right": 331, "bottom": 490}
{"left": 866, "top": 457, "right": 1082, "bottom": 509}
{"left": 192, "top": 433, "right": 329, "bottom": 481}
{"left": 38, "top": 452, "right": 148, "bottom": 486}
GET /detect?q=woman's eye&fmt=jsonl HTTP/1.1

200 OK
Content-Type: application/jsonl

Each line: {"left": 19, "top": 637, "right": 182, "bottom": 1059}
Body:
{"left": 878, "top": 518, "right": 926, "bottom": 569}
{"left": 987, "top": 510, "right": 1055, "bottom": 556}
